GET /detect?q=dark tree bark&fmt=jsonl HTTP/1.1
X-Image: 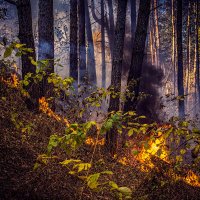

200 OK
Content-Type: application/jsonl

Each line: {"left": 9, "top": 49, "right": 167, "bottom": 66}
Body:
{"left": 176, "top": 0, "right": 185, "bottom": 118}
{"left": 38, "top": 0, "right": 54, "bottom": 97}
{"left": 85, "top": 0, "right": 97, "bottom": 84}
{"left": 130, "top": 0, "right": 136, "bottom": 42}
{"left": 195, "top": 0, "right": 200, "bottom": 106}
{"left": 78, "top": 0, "right": 86, "bottom": 84}
{"left": 106, "top": 0, "right": 128, "bottom": 155}
{"left": 101, "top": 0, "right": 106, "bottom": 88}
{"left": 5, "top": 0, "right": 38, "bottom": 110}
{"left": 69, "top": 0, "right": 78, "bottom": 84}
{"left": 17, "top": 0, "right": 36, "bottom": 78}
{"left": 124, "top": 0, "right": 151, "bottom": 112}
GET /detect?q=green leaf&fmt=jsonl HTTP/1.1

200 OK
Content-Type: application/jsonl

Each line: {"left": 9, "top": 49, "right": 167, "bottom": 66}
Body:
{"left": 4, "top": 47, "right": 13, "bottom": 58}
{"left": 60, "top": 159, "right": 81, "bottom": 165}
{"left": 30, "top": 58, "right": 37, "bottom": 66}
{"left": 47, "top": 135, "right": 61, "bottom": 153}
{"left": 87, "top": 173, "right": 100, "bottom": 189}
{"left": 117, "top": 187, "right": 132, "bottom": 196}
{"left": 180, "top": 149, "right": 186, "bottom": 155}
{"left": 73, "top": 163, "right": 91, "bottom": 172}
{"left": 128, "top": 128, "right": 138, "bottom": 136}
{"left": 15, "top": 43, "right": 26, "bottom": 49}
{"left": 33, "top": 162, "right": 40, "bottom": 171}
{"left": 193, "top": 128, "right": 200, "bottom": 134}
{"left": 132, "top": 150, "right": 139, "bottom": 156}
{"left": 15, "top": 52, "right": 23, "bottom": 57}
{"left": 109, "top": 181, "right": 119, "bottom": 189}
{"left": 101, "top": 170, "right": 113, "bottom": 175}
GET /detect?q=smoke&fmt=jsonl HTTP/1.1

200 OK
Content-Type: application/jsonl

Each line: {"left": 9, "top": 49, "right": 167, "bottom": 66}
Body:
{"left": 136, "top": 63, "right": 164, "bottom": 122}
{"left": 38, "top": 39, "right": 54, "bottom": 60}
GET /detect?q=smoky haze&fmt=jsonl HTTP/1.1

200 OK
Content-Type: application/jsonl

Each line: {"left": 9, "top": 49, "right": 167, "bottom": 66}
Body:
{"left": 136, "top": 63, "right": 164, "bottom": 122}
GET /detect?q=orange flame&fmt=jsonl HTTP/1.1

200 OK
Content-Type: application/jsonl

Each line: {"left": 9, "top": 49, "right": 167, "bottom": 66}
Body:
{"left": 85, "top": 137, "right": 105, "bottom": 146}
{"left": 39, "top": 97, "right": 70, "bottom": 127}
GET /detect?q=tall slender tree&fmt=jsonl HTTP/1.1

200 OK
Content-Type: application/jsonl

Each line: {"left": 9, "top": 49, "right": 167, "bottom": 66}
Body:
{"left": 106, "top": 0, "right": 128, "bottom": 155}
{"left": 5, "top": 0, "right": 38, "bottom": 110}
{"left": 38, "top": 0, "right": 54, "bottom": 97}
{"left": 185, "top": 1, "right": 191, "bottom": 108}
{"left": 101, "top": 0, "right": 106, "bottom": 88}
{"left": 171, "top": 0, "right": 176, "bottom": 96}
{"left": 85, "top": 0, "right": 97, "bottom": 84}
{"left": 130, "top": 0, "right": 136, "bottom": 42}
{"left": 78, "top": 0, "right": 86, "bottom": 84}
{"left": 195, "top": 0, "right": 200, "bottom": 106}
{"left": 176, "top": 0, "right": 185, "bottom": 118}
{"left": 124, "top": 0, "right": 151, "bottom": 112}
{"left": 69, "top": 0, "right": 78, "bottom": 84}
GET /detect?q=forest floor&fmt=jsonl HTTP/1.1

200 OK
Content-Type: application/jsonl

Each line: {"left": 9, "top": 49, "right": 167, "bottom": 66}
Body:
{"left": 0, "top": 81, "right": 200, "bottom": 200}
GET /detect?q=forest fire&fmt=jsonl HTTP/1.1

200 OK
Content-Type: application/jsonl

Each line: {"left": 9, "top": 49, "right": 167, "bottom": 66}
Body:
{"left": 130, "top": 129, "right": 200, "bottom": 188}
{"left": 39, "top": 97, "right": 70, "bottom": 127}
{"left": 0, "top": 72, "right": 19, "bottom": 88}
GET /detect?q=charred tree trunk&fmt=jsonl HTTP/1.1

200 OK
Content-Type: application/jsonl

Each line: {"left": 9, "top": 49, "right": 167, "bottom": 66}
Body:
{"left": 124, "top": 0, "right": 151, "bottom": 112}
{"left": 85, "top": 0, "right": 97, "bottom": 85}
{"left": 69, "top": 0, "right": 78, "bottom": 85}
{"left": 38, "top": 0, "right": 54, "bottom": 98}
{"left": 106, "top": 0, "right": 128, "bottom": 155}
{"left": 176, "top": 0, "right": 185, "bottom": 118}
{"left": 78, "top": 0, "right": 86, "bottom": 84}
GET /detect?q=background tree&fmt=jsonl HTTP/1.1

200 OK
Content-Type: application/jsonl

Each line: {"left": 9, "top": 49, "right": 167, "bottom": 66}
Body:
{"left": 69, "top": 0, "right": 78, "bottom": 86}
{"left": 106, "top": 0, "right": 128, "bottom": 155}
{"left": 176, "top": 0, "right": 185, "bottom": 118}
{"left": 78, "top": 0, "right": 86, "bottom": 84}
{"left": 195, "top": 0, "right": 200, "bottom": 107}
{"left": 124, "top": 0, "right": 151, "bottom": 113}
{"left": 101, "top": 0, "right": 106, "bottom": 88}
{"left": 5, "top": 0, "right": 38, "bottom": 110}
{"left": 38, "top": 0, "right": 54, "bottom": 97}
{"left": 85, "top": 0, "right": 97, "bottom": 84}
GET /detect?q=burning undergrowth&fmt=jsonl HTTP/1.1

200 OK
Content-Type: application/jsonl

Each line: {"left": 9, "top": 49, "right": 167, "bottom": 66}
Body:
{"left": 0, "top": 61, "right": 200, "bottom": 200}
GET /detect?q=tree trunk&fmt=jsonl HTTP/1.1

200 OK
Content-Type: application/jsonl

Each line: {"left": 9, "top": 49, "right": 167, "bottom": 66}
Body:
{"left": 123, "top": 0, "right": 151, "bottom": 112}
{"left": 171, "top": 0, "right": 176, "bottom": 96}
{"left": 153, "top": 0, "right": 160, "bottom": 67}
{"left": 106, "top": 0, "right": 128, "bottom": 155}
{"left": 176, "top": 0, "right": 185, "bottom": 118}
{"left": 69, "top": 0, "right": 78, "bottom": 85}
{"left": 185, "top": 1, "right": 191, "bottom": 109}
{"left": 85, "top": 0, "right": 97, "bottom": 85}
{"left": 38, "top": 0, "right": 54, "bottom": 97}
{"left": 101, "top": 0, "right": 106, "bottom": 88}
{"left": 195, "top": 0, "right": 200, "bottom": 107}
{"left": 106, "top": 0, "right": 114, "bottom": 60}
{"left": 78, "top": 0, "right": 86, "bottom": 84}
{"left": 6, "top": 0, "right": 38, "bottom": 110}
{"left": 130, "top": 0, "right": 136, "bottom": 42}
